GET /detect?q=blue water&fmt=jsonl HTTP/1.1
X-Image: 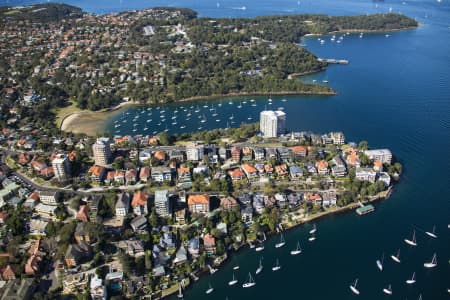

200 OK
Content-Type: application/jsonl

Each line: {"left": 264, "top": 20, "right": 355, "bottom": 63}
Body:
{"left": 5, "top": 0, "right": 450, "bottom": 299}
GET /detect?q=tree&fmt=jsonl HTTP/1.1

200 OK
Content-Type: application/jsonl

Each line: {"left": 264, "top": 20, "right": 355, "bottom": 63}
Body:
{"left": 358, "top": 141, "right": 369, "bottom": 150}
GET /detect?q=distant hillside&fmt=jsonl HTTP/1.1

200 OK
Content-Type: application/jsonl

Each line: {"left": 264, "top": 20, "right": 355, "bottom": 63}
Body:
{"left": 0, "top": 3, "right": 83, "bottom": 23}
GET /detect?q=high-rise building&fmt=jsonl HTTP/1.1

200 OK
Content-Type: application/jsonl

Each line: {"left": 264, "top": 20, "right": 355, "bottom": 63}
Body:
{"left": 154, "top": 190, "right": 171, "bottom": 217}
{"left": 260, "top": 110, "right": 286, "bottom": 138}
{"left": 92, "top": 137, "right": 111, "bottom": 166}
{"left": 186, "top": 142, "right": 204, "bottom": 161}
{"left": 52, "top": 154, "right": 70, "bottom": 181}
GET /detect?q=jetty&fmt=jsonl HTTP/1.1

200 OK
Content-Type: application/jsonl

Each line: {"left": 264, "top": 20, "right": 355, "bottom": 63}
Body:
{"left": 318, "top": 58, "right": 349, "bottom": 64}
{"left": 356, "top": 204, "right": 375, "bottom": 215}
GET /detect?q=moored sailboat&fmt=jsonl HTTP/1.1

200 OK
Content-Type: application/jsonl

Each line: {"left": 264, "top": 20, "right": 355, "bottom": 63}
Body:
{"left": 376, "top": 253, "right": 384, "bottom": 271}
{"left": 275, "top": 233, "right": 285, "bottom": 248}
{"left": 424, "top": 253, "right": 437, "bottom": 268}
{"left": 242, "top": 273, "right": 256, "bottom": 288}
{"left": 272, "top": 258, "right": 281, "bottom": 271}
{"left": 406, "top": 272, "right": 416, "bottom": 284}
{"left": 391, "top": 249, "right": 401, "bottom": 263}
{"left": 255, "top": 257, "right": 263, "bottom": 275}
{"left": 349, "top": 278, "right": 360, "bottom": 295}
{"left": 290, "top": 241, "right": 302, "bottom": 255}
{"left": 228, "top": 273, "right": 238, "bottom": 286}
{"left": 404, "top": 230, "right": 417, "bottom": 246}
{"left": 383, "top": 284, "right": 392, "bottom": 295}
{"left": 425, "top": 225, "right": 437, "bottom": 238}
{"left": 205, "top": 283, "right": 214, "bottom": 294}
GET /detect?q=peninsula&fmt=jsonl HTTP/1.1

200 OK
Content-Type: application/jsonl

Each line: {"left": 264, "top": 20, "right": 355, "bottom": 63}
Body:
{"left": 0, "top": 3, "right": 410, "bottom": 300}
{"left": 0, "top": 4, "right": 417, "bottom": 122}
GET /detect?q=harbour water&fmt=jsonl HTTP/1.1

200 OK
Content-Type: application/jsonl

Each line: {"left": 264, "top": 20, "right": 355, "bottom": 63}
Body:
{"left": 6, "top": 0, "right": 450, "bottom": 299}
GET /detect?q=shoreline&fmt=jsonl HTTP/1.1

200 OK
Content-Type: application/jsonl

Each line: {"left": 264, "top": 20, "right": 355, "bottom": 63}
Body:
{"left": 59, "top": 90, "right": 335, "bottom": 136}
{"left": 164, "top": 186, "right": 394, "bottom": 299}
{"left": 303, "top": 25, "right": 418, "bottom": 37}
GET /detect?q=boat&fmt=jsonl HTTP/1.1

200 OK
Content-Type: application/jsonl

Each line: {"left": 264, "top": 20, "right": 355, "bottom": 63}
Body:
{"left": 228, "top": 273, "right": 238, "bottom": 286}
{"left": 424, "top": 253, "right": 437, "bottom": 268}
{"left": 275, "top": 234, "right": 285, "bottom": 248}
{"left": 242, "top": 273, "right": 256, "bottom": 288}
{"left": 425, "top": 225, "right": 437, "bottom": 238}
{"left": 391, "top": 249, "right": 401, "bottom": 263}
{"left": 281, "top": 98, "right": 287, "bottom": 102}
{"left": 146, "top": 119, "right": 151, "bottom": 123}
{"left": 247, "top": 117, "right": 252, "bottom": 120}
{"left": 200, "top": 115, "right": 207, "bottom": 123}
{"left": 255, "top": 257, "right": 263, "bottom": 275}
{"left": 406, "top": 272, "right": 416, "bottom": 284}
{"left": 349, "top": 278, "right": 360, "bottom": 295}
{"left": 212, "top": 109, "right": 218, "bottom": 117}
{"left": 383, "top": 284, "right": 392, "bottom": 295}
{"left": 177, "top": 285, "right": 183, "bottom": 298}
{"left": 194, "top": 106, "right": 200, "bottom": 113}
{"left": 237, "top": 102, "right": 242, "bottom": 109}
{"left": 233, "top": 265, "right": 240, "bottom": 270}
{"left": 290, "top": 241, "right": 302, "bottom": 255}
{"left": 143, "top": 127, "right": 148, "bottom": 131}
{"left": 404, "top": 230, "right": 417, "bottom": 246}
{"left": 309, "top": 224, "right": 317, "bottom": 234}
{"left": 255, "top": 243, "right": 264, "bottom": 252}
{"left": 216, "top": 119, "right": 221, "bottom": 122}
{"left": 205, "top": 283, "right": 214, "bottom": 294}
{"left": 272, "top": 258, "right": 281, "bottom": 271}
{"left": 308, "top": 234, "right": 316, "bottom": 242}
{"left": 385, "top": 34, "right": 390, "bottom": 38}
{"left": 376, "top": 253, "right": 384, "bottom": 271}
{"left": 180, "top": 125, "right": 186, "bottom": 129}
{"left": 229, "top": 114, "right": 234, "bottom": 120}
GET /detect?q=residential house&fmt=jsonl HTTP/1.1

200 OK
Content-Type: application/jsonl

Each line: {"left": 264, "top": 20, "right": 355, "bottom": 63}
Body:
{"left": 329, "top": 132, "right": 345, "bottom": 145}
{"left": 177, "top": 167, "right": 191, "bottom": 184}
{"left": 304, "top": 192, "right": 322, "bottom": 206}
{"left": 274, "top": 193, "right": 287, "bottom": 208}
{"left": 355, "top": 167, "right": 377, "bottom": 183}
{"left": 275, "top": 164, "right": 289, "bottom": 177}
{"left": 76, "top": 205, "right": 90, "bottom": 222}
{"left": 175, "top": 208, "right": 186, "bottom": 224}
{"left": 150, "top": 166, "right": 172, "bottom": 182}
{"left": 373, "top": 160, "right": 383, "bottom": 172}
{"left": 378, "top": 172, "right": 391, "bottom": 187}
{"left": 289, "top": 165, "right": 303, "bottom": 179}
{"left": 125, "top": 169, "right": 137, "bottom": 185}
{"left": 287, "top": 193, "right": 302, "bottom": 209}
{"left": 187, "top": 194, "right": 210, "bottom": 215}
{"left": 228, "top": 168, "right": 245, "bottom": 181}
{"left": 220, "top": 196, "right": 239, "bottom": 210}
{"left": 74, "top": 222, "right": 92, "bottom": 244}
{"left": 0, "top": 278, "right": 36, "bottom": 300}
{"left": 322, "top": 191, "right": 337, "bottom": 206}
{"left": 115, "top": 193, "right": 130, "bottom": 218}
{"left": 23, "top": 191, "right": 39, "bottom": 208}
{"left": 291, "top": 146, "right": 307, "bottom": 160}
{"left": 315, "top": 160, "right": 329, "bottom": 175}
{"left": 241, "top": 147, "right": 253, "bottom": 161}
{"left": 139, "top": 166, "right": 150, "bottom": 183}
{"left": 130, "top": 215, "right": 148, "bottom": 232}
{"left": 231, "top": 146, "right": 241, "bottom": 162}
{"left": 252, "top": 147, "right": 265, "bottom": 161}
{"left": 118, "top": 240, "right": 145, "bottom": 257}
{"left": 253, "top": 194, "right": 265, "bottom": 214}
{"left": 1, "top": 265, "right": 16, "bottom": 280}
{"left": 364, "top": 149, "right": 392, "bottom": 165}
{"left": 88, "top": 165, "right": 106, "bottom": 183}
{"left": 154, "top": 190, "right": 171, "bottom": 217}
{"left": 241, "top": 206, "right": 253, "bottom": 222}
{"left": 34, "top": 203, "right": 57, "bottom": 219}
{"left": 203, "top": 234, "right": 216, "bottom": 255}
{"left": 131, "top": 191, "right": 148, "bottom": 216}
{"left": 241, "top": 164, "right": 258, "bottom": 180}
{"left": 38, "top": 190, "right": 59, "bottom": 205}
{"left": 346, "top": 152, "right": 361, "bottom": 167}
{"left": 64, "top": 242, "right": 93, "bottom": 267}
{"left": 90, "top": 275, "right": 107, "bottom": 300}
{"left": 305, "top": 162, "right": 317, "bottom": 174}
{"left": 188, "top": 237, "right": 200, "bottom": 257}
{"left": 173, "top": 246, "right": 187, "bottom": 264}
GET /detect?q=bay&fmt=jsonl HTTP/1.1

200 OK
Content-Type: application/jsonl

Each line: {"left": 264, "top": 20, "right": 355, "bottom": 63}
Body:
{"left": 4, "top": 0, "right": 450, "bottom": 299}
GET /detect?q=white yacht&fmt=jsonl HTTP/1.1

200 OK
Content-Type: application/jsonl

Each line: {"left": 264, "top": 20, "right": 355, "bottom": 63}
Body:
{"left": 349, "top": 278, "right": 360, "bottom": 295}
{"left": 391, "top": 249, "right": 401, "bottom": 263}
{"left": 425, "top": 225, "right": 437, "bottom": 238}
{"left": 255, "top": 258, "right": 263, "bottom": 275}
{"left": 383, "top": 284, "right": 392, "bottom": 295}
{"left": 406, "top": 272, "right": 416, "bottom": 284}
{"left": 242, "top": 273, "right": 256, "bottom": 288}
{"left": 308, "top": 234, "right": 316, "bottom": 242}
{"left": 255, "top": 243, "right": 264, "bottom": 252}
{"left": 205, "top": 283, "right": 214, "bottom": 294}
{"left": 275, "top": 234, "right": 285, "bottom": 248}
{"left": 424, "top": 253, "right": 437, "bottom": 268}
{"left": 376, "top": 253, "right": 384, "bottom": 271}
{"left": 290, "top": 241, "right": 302, "bottom": 255}
{"left": 272, "top": 259, "right": 281, "bottom": 271}
{"left": 309, "top": 224, "right": 317, "bottom": 234}
{"left": 404, "top": 230, "right": 417, "bottom": 246}
{"left": 228, "top": 273, "right": 238, "bottom": 286}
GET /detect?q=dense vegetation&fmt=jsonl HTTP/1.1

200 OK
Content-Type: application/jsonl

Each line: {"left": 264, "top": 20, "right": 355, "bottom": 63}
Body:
{"left": 0, "top": 3, "right": 83, "bottom": 23}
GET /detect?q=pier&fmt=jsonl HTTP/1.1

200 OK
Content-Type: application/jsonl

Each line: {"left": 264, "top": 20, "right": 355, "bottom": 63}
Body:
{"left": 318, "top": 58, "right": 349, "bottom": 64}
